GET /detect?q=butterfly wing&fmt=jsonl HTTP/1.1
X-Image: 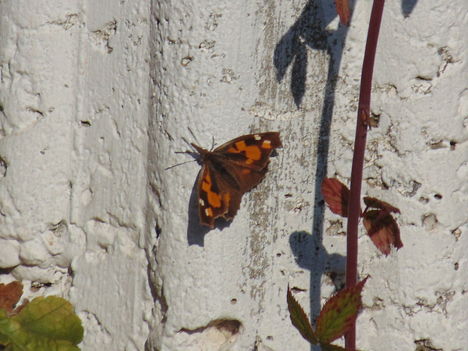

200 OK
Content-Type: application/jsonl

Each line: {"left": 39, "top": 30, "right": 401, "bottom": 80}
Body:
{"left": 194, "top": 132, "right": 281, "bottom": 228}
{"left": 213, "top": 132, "right": 282, "bottom": 191}
{"left": 196, "top": 163, "right": 242, "bottom": 228}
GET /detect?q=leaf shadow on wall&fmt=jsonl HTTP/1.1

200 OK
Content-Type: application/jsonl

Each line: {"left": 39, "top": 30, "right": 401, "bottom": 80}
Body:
{"left": 274, "top": 1, "right": 352, "bottom": 287}
{"left": 274, "top": 0, "right": 347, "bottom": 108}
{"left": 277, "top": 0, "right": 418, "bottom": 348}
{"left": 401, "top": 0, "right": 419, "bottom": 17}
{"left": 275, "top": 1, "right": 351, "bottom": 349}
{"left": 289, "top": 230, "right": 346, "bottom": 338}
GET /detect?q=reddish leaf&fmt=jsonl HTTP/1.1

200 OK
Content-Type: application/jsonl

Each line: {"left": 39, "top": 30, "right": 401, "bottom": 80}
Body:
{"left": 315, "top": 278, "right": 368, "bottom": 344}
{"left": 363, "top": 209, "right": 403, "bottom": 255}
{"left": 363, "top": 197, "right": 400, "bottom": 214}
{"left": 335, "top": 0, "right": 351, "bottom": 26}
{"left": 321, "top": 178, "right": 350, "bottom": 217}
{"left": 0, "top": 281, "right": 23, "bottom": 314}
{"left": 287, "top": 286, "right": 318, "bottom": 344}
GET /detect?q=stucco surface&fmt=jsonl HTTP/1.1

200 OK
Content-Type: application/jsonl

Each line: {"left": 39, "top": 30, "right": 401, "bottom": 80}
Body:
{"left": 0, "top": 1, "right": 466, "bottom": 350}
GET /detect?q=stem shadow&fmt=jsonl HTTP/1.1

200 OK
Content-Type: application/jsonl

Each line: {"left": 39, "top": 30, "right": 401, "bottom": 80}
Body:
{"left": 275, "top": 0, "right": 353, "bottom": 348}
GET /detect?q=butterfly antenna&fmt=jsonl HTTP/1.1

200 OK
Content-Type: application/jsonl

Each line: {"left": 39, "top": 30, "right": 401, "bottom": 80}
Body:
{"left": 180, "top": 136, "right": 194, "bottom": 149}
{"left": 165, "top": 159, "right": 196, "bottom": 171}
{"left": 167, "top": 135, "right": 200, "bottom": 171}
{"left": 187, "top": 127, "right": 202, "bottom": 147}
{"left": 210, "top": 135, "right": 216, "bottom": 151}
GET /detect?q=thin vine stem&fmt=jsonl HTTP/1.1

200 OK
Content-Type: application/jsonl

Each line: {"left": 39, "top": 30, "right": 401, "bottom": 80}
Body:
{"left": 345, "top": 0, "right": 386, "bottom": 350}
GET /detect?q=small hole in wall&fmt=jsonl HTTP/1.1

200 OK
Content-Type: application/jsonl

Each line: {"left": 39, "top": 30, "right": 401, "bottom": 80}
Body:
{"left": 381, "top": 181, "right": 389, "bottom": 190}
{"left": 414, "top": 338, "right": 442, "bottom": 351}
{"left": 369, "top": 113, "right": 380, "bottom": 128}
{"left": 0, "top": 267, "right": 14, "bottom": 274}
{"left": 214, "top": 319, "right": 241, "bottom": 335}
{"left": 422, "top": 213, "right": 438, "bottom": 230}
{"left": 155, "top": 224, "right": 162, "bottom": 238}
{"left": 81, "top": 120, "right": 92, "bottom": 127}
{"left": 0, "top": 157, "right": 7, "bottom": 177}
{"left": 31, "top": 281, "right": 52, "bottom": 292}
{"left": 419, "top": 196, "right": 429, "bottom": 204}
{"left": 454, "top": 262, "right": 459, "bottom": 270}
{"left": 230, "top": 298, "right": 237, "bottom": 304}
{"left": 433, "top": 193, "right": 442, "bottom": 200}
{"left": 451, "top": 227, "right": 461, "bottom": 240}
{"left": 266, "top": 335, "right": 273, "bottom": 341}
{"left": 449, "top": 140, "right": 456, "bottom": 150}
{"left": 181, "top": 56, "right": 193, "bottom": 66}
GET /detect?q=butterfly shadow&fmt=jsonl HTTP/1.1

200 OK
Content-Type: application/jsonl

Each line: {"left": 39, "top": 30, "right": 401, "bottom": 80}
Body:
{"left": 289, "top": 231, "right": 346, "bottom": 349}
{"left": 187, "top": 180, "right": 209, "bottom": 246}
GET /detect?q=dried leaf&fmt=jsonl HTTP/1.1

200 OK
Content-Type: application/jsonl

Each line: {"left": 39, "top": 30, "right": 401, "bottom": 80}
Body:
{"left": 0, "top": 281, "right": 23, "bottom": 314}
{"left": 321, "top": 178, "right": 350, "bottom": 217}
{"left": 363, "top": 197, "right": 400, "bottom": 214}
{"left": 363, "top": 210, "right": 403, "bottom": 255}
{"left": 287, "top": 286, "right": 318, "bottom": 344}
{"left": 335, "top": 0, "right": 351, "bottom": 26}
{"left": 315, "top": 278, "right": 368, "bottom": 344}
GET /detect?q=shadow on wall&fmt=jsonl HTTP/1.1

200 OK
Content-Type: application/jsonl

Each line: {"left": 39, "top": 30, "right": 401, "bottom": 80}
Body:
{"left": 290, "top": 230, "right": 346, "bottom": 313}
{"left": 274, "top": 3, "right": 351, "bottom": 349}
{"left": 186, "top": 0, "right": 419, "bottom": 245}
{"left": 276, "top": 0, "right": 418, "bottom": 349}
{"left": 401, "top": 0, "right": 419, "bottom": 17}
{"left": 187, "top": 177, "right": 212, "bottom": 246}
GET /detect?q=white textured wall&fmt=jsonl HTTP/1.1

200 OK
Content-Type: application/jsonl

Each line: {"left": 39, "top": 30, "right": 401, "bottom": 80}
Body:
{"left": 0, "top": 1, "right": 466, "bottom": 351}
{"left": 0, "top": 1, "right": 152, "bottom": 350}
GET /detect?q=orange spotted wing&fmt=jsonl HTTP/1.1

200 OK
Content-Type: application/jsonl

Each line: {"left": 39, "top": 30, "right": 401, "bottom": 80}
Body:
{"left": 191, "top": 132, "right": 282, "bottom": 228}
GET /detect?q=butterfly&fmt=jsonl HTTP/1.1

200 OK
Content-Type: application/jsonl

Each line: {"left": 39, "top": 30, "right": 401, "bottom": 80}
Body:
{"left": 191, "top": 132, "right": 282, "bottom": 228}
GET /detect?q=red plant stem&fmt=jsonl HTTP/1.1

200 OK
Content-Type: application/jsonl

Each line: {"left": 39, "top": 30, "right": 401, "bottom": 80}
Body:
{"left": 345, "top": 0, "right": 386, "bottom": 350}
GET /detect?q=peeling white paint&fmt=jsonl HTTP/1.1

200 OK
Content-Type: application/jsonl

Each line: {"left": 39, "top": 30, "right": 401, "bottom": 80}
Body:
{"left": 0, "top": 1, "right": 466, "bottom": 351}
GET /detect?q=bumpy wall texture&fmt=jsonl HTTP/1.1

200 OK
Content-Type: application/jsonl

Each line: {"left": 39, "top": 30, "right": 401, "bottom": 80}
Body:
{"left": 0, "top": 1, "right": 466, "bottom": 350}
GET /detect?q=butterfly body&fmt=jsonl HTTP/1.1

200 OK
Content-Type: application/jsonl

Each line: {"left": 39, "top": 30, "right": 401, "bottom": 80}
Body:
{"left": 192, "top": 132, "right": 281, "bottom": 228}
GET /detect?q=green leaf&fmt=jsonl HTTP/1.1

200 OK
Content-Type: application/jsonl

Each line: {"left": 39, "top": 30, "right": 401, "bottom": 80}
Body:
{"left": 320, "top": 343, "right": 346, "bottom": 351}
{"left": 287, "top": 286, "right": 318, "bottom": 344}
{"left": 0, "top": 308, "right": 12, "bottom": 344}
{"left": 0, "top": 296, "right": 83, "bottom": 351}
{"left": 315, "top": 278, "right": 368, "bottom": 344}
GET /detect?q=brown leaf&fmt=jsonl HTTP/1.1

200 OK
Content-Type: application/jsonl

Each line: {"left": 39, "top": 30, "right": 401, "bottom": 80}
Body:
{"left": 321, "top": 178, "right": 350, "bottom": 217}
{"left": 335, "top": 0, "right": 351, "bottom": 26}
{"left": 287, "top": 286, "right": 318, "bottom": 344}
{"left": 363, "top": 197, "right": 400, "bottom": 214}
{"left": 0, "top": 281, "right": 23, "bottom": 314}
{"left": 316, "top": 278, "right": 368, "bottom": 343}
{"left": 363, "top": 210, "right": 403, "bottom": 255}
